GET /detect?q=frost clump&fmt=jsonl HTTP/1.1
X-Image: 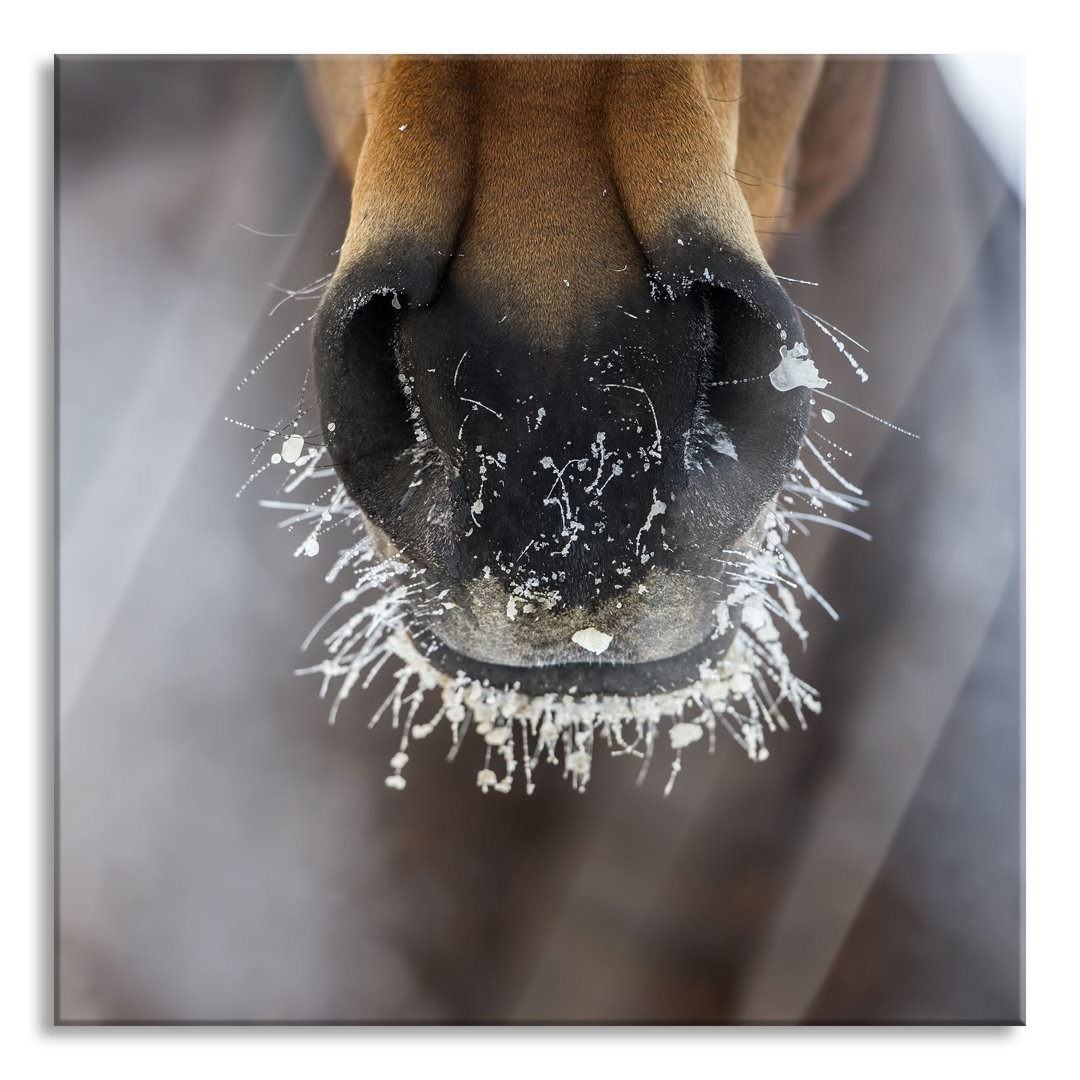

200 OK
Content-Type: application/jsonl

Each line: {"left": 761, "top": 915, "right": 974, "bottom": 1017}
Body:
{"left": 770, "top": 341, "right": 828, "bottom": 392}
{"left": 669, "top": 721, "right": 703, "bottom": 749}
{"left": 281, "top": 433, "right": 306, "bottom": 463}
{"left": 571, "top": 626, "right": 613, "bottom": 654}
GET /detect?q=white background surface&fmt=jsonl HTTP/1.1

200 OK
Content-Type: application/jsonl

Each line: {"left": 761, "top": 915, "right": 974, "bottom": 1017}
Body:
{"left": 938, "top": 54, "right": 1025, "bottom": 198}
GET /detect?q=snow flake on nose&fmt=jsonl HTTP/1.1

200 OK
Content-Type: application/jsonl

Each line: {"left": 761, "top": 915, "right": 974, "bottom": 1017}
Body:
{"left": 634, "top": 493, "right": 667, "bottom": 561}
{"left": 571, "top": 626, "right": 613, "bottom": 654}
{"left": 769, "top": 341, "right": 828, "bottom": 392}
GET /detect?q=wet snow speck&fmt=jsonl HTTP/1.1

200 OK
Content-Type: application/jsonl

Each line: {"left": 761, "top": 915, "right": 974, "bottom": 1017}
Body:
{"left": 281, "top": 434, "right": 305, "bottom": 463}
{"left": 769, "top": 342, "right": 829, "bottom": 392}
{"left": 572, "top": 627, "right": 613, "bottom": 654}
{"left": 669, "top": 722, "right": 704, "bottom": 750}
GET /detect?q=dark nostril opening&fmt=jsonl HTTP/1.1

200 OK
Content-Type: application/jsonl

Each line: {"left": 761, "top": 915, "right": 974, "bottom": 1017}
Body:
{"left": 312, "top": 235, "right": 463, "bottom": 493}
{"left": 315, "top": 290, "right": 412, "bottom": 466}
{"left": 679, "top": 280, "right": 810, "bottom": 546}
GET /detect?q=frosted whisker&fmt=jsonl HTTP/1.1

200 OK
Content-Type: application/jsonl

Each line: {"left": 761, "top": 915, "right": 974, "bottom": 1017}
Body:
{"left": 782, "top": 512, "right": 873, "bottom": 541}
{"left": 795, "top": 304, "right": 870, "bottom": 383}
{"left": 813, "top": 389, "right": 920, "bottom": 439}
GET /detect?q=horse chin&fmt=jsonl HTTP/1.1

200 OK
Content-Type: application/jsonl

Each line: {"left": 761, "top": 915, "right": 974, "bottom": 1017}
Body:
{"left": 279, "top": 460, "right": 826, "bottom": 793}
{"left": 406, "top": 614, "right": 743, "bottom": 701}
{"left": 358, "top": 506, "right": 758, "bottom": 696}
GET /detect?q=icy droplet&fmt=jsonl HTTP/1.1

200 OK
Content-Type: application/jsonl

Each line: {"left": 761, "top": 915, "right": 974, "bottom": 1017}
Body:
{"left": 566, "top": 750, "right": 590, "bottom": 774}
{"left": 669, "top": 722, "right": 704, "bottom": 750}
{"left": 571, "top": 627, "right": 613, "bottom": 654}
{"left": 769, "top": 342, "right": 828, "bottom": 392}
{"left": 281, "top": 434, "right": 305, "bottom": 463}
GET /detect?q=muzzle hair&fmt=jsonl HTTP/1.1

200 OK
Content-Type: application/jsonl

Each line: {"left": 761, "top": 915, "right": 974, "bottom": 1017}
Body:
{"left": 242, "top": 401, "right": 862, "bottom": 795}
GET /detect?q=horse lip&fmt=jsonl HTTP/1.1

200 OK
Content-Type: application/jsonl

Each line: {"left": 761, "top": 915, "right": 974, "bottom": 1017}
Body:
{"left": 405, "top": 608, "right": 742, "bottom": 699}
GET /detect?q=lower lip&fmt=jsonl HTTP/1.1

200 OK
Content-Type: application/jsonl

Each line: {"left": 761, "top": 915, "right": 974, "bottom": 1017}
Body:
{"left": 405, "top": 609, "right": 742, "bottom": 699}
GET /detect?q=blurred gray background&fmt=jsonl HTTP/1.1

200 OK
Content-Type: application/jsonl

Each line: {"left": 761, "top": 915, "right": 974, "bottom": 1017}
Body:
{"left": 57, "top": 57, "right": 1022, "bottom": 1023}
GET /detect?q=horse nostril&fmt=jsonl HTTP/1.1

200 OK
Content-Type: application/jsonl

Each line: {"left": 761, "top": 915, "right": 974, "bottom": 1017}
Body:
{"left": 684, "top": 274, "right": 812, "bottom": 547}
{"left": 313, "top": 236, "right": 812, "bottom": 613}
{"left": 312, "top": 238, "right": 463, "bottom": 487}
{"left": 313, "top": 268, "right": 463, "bottom": 583}
{"left": 316, "top": 289, "right": 406, "bottom": 452}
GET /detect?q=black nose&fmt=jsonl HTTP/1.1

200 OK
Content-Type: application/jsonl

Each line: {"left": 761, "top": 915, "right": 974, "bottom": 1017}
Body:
{"left": 314, "top": 236, "right": 811, "bottom": 610}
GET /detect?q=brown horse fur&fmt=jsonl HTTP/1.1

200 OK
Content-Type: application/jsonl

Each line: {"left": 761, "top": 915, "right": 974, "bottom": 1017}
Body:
{"left": 303, "top": 55, "right": 884, "bottom": 268}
